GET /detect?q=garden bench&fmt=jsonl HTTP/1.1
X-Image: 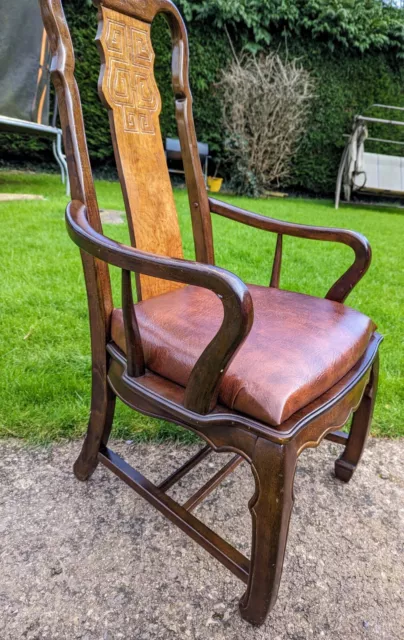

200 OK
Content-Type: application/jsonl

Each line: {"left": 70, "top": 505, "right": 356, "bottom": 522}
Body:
{"left": 165, "top": 136, "right": 210, "bottom": 185}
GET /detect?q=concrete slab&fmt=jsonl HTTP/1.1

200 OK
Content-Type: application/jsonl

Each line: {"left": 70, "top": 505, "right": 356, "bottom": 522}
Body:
{"left": 0, "top": 194, "right": 45, "bottom": 201}
{"left": 100, "top": 209, "right": 125, "bottom": 224}
{"left": 0, "top": 438, "right": 403, "bottom": 639}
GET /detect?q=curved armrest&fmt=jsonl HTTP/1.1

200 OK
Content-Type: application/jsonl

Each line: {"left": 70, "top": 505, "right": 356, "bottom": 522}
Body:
{"left": 209, "top": 198, "right": 371, "bottom": 302}
{"left": 66, "top": 200, "right": 253, "bottom": 414}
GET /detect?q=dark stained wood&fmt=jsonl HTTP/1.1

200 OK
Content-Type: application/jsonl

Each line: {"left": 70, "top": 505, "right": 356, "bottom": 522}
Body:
{"left": 73, "top": 381, "right": 117, "bottom": 481}
{"left": 98, "top": 445, "right": 250, "bottom": 583}
{"left": 294, "top": 364, "right": 373, "bottom": 457}
{"left": 39, "top": 0, "right": 382, "bottom": 627}
{"left": 209, "top": 197, "right": 372, "bottom": 303}
{"left": 40, "top": 0, "right": 115, "bottom": 481}
{"left": 239, "top": 438, "right": 296, "bottom": 625}
{"left": 158, "top": 445, "right": 212, "bottom": 491}
{"left": 121, "top": 269, "right": 145, "bottom": 377}
{"left": 270, "top": 233, "right": 283, "bottom": 288}
{"left": 183, "top": 455, "right": 243, "bottom": 512}
{"left": 325, "top": 429, "right": 349, "bottom": 445}
{"left": 105, "top": 332, "right": 382, "bottom": 445}
{"left": 335, "top": 353, "right": 379, "bottom": 482}
{"left": 66, "top": 200, "right": 253, "bottom": 416}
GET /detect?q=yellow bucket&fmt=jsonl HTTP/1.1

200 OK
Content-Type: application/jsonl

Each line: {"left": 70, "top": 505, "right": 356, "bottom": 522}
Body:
{"left": 207, "top": 176, "right": 223, "bottom": 193}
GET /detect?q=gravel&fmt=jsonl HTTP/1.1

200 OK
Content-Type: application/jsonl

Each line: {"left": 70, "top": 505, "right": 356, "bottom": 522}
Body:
{"left": 0, "top": 438, "right": 403, "bottom": 639}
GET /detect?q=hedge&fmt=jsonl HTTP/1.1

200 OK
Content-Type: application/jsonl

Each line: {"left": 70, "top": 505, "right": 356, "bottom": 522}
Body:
{"left": 287, "top": 44, "right": 404, "bottom": 193}
{"left": 1, "top": 0, "right": 404, "bottom": 195}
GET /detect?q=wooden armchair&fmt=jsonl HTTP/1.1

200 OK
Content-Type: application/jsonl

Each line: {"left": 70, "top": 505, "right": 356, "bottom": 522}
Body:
{"left": 40, "top": 0, "right": 382, "bottom": 626}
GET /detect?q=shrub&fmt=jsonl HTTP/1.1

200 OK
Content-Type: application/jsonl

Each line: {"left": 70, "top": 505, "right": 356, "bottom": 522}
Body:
{"left": 220, "top": 53, "right": 314, "bottom": 195}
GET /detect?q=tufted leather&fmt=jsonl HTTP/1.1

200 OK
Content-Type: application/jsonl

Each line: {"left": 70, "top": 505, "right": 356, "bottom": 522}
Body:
{"left": 111, "top": 285, "right": 375, "bottom": 427}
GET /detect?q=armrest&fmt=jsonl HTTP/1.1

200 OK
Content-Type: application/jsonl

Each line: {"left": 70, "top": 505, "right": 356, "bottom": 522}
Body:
{"left": 209, "top": 198, "right": 371, "bottom": 302}
{"left": 66, "top": 200, "right": 253, "bottom": 414}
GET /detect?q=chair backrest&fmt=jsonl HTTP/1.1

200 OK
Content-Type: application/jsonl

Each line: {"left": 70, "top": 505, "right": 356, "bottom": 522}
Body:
{"left": 40, "top": 0, "right": 214, "bottom": 301}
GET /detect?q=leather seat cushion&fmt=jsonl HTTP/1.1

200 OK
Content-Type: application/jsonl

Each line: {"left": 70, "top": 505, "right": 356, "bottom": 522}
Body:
{"left": 111, "top": 285, "right": 375, "bottom": 427}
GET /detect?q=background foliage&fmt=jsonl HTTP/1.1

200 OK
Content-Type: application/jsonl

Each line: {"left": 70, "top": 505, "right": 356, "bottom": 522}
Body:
{"left": 178, "top": 0, "right": 404, "bottom": 55}
{"left": 220, "top": 53, "right": 314, "bottom": 195}
{"left": 1, "top": 0, "right": 404, "bottom": 194}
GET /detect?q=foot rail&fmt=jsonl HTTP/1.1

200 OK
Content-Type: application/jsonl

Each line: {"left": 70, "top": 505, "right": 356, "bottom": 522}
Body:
{"left": 98, "top": 446, "right": 250, "bottom": 584}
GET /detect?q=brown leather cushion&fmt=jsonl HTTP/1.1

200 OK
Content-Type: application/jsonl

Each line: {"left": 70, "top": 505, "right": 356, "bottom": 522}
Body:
{"left": 111, "top": 285, "right": 375, "bottom": 427}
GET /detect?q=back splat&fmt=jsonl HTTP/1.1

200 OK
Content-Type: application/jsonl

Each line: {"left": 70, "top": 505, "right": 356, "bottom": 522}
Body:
{"left": 97, "top": 5, "right": 184, "bottom": 300}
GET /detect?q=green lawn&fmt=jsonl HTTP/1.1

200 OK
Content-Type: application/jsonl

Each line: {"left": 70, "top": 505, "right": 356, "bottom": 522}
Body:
{"left": 0, "top": 171, "right": 403, "bottom": 442}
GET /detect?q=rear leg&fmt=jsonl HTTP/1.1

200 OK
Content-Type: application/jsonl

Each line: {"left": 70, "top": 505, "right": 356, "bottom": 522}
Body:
{"left": 335, "top": 354, "right": 379, "bottom": 483}
{"left": 74, "top": 373, "right": 116, "bottom": 481}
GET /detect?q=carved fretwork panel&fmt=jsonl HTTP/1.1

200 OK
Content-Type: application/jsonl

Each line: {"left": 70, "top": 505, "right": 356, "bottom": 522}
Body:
{"left": 98, "top": 6, "right": 184, "bottom": 300}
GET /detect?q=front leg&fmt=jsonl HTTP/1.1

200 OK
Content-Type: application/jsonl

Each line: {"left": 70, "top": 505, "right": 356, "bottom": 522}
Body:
{"left": 239, "top": 438, "right": 297, "bottom": 626}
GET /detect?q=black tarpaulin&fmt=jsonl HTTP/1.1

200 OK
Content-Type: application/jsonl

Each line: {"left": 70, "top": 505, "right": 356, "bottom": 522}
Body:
{"left": 0, "top": 0, "right": 51, "bottom": 124}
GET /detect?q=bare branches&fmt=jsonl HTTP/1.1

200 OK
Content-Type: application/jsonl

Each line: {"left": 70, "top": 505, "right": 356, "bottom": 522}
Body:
{"left": 220, "top": 53, "right": 314, "bottom": 193}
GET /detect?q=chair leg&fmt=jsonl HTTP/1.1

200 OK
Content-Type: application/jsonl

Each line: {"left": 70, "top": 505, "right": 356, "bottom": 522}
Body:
{"left": 73, "top": 376, "right": 116, "bottom": 482}
{"left": 335, "top": 353, "right": 379, "bottom": 483}
{"left": 239, "top": 438, "right": 297, "bottom": 626}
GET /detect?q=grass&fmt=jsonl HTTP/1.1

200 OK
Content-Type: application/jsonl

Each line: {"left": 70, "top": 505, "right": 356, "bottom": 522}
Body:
{"left": 0, "top": 170, "right": 403, "bottom": 443}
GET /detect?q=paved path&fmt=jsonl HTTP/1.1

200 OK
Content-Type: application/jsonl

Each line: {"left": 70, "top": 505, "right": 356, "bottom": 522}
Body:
{"left": 1, "top": 439, "right": 403, "bottom": 639}
{"left": 0, "top": 194, "right": 45, "bottom": 201}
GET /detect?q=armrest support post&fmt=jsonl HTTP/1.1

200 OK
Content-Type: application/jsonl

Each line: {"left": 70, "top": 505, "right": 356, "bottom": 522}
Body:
{"left": 121, "top": 269, "right": 145, "bottom": 378}
{"left": 269, "top": 234, "right": 283, "bottom": 288}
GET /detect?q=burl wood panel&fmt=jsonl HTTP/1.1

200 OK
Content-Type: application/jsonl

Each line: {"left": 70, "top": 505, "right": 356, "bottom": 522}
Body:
{"left": 97, "top": 6, "right": 184, "bottom": 300}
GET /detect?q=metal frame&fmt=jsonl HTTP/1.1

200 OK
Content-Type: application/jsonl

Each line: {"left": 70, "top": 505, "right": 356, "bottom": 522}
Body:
{"left": 335, "top": 104, "right": 404, "bottom": 208}
{"left": 0, "top": 100, "right": 70, "bottom": 196}
{"left": 98, "top": 427, "right": 349, "bottom": 584}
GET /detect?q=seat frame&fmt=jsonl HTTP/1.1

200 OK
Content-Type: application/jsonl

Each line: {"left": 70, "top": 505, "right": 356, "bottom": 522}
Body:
{"left": 40, "top": 0, "right": 382, "bottom": 626}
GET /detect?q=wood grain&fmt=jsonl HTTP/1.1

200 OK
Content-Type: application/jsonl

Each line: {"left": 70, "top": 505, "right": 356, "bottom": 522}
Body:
{"left": 97, "top": 6, "right": 184, "bottom": 300}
